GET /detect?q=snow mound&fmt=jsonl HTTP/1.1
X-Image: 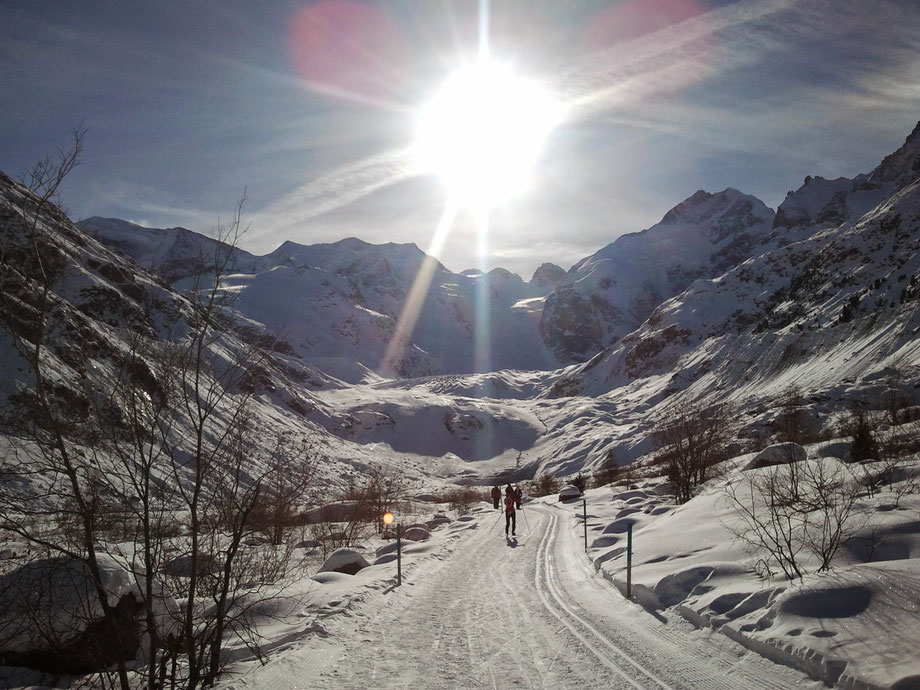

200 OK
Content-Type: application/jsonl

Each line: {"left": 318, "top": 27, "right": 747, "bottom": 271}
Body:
{"left": 317, "top": 548, "right": 370, "bottom": 575}
{"left": 743, "top": 442, "right": 807, "bottom": 469}
{"left": 558, "top": 485, "right": 583, "bottom": 501}
{"left": 0, "top": 554, "right": 177, "bottom": 673}
{"left": 401, "top": 527, "right": 431, "bottom": 541}
{"left": 807, "top": 439, "right": 852, "bottom": 462}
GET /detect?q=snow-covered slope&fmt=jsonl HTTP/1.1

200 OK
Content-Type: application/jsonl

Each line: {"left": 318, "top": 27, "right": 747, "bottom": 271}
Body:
{"left": 551, "top": 123, "right": 920, "bottom": 425}
{"left": 541, "top": 188, "right": 776, "bottom": 361}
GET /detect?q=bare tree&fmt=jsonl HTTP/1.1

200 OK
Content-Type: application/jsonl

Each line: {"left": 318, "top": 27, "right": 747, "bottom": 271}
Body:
{"left": 344, "top": 463, "right": 409, "bottom": 534}
{"left": 655, "top": 402, "right": 734, "bottom": 503}
{"left": 1, "top": 149, "right": 318, "bottom": 688}
{"left": 0, "top": 128, "right": 136, "bottom": 690}
{"left": 592, "top": 448, "right": 621, "bottom": 487}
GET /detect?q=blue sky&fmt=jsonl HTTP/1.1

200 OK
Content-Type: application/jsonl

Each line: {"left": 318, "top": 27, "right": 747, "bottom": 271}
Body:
{"left": 2, "top": 0, "right": 919, "bottom": 278}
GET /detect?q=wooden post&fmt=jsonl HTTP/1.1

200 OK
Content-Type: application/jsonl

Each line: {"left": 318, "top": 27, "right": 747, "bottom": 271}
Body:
{"left": 583, "top": 499, "right": 588, "bottom": 552}
{"left": 396, "top": 523, "right": 402, "bottom": 586}
{"left": 626, "top": 521, "right": 632, "bottom": 599}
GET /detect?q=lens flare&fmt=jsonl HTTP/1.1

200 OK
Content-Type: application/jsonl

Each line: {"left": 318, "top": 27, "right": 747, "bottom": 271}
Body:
{"left": 287, "top": 1, "right": 410, "bottom": 105}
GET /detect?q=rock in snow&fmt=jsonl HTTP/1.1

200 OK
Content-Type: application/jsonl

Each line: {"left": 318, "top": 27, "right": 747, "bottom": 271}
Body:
{"left": 317, "top": 548, "right": 370, "bottom": 575}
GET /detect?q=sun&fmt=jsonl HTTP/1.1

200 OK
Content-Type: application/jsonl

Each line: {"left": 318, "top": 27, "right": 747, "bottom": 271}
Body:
{"left": 414, "top": 60, "right": 561, "bottom": 209}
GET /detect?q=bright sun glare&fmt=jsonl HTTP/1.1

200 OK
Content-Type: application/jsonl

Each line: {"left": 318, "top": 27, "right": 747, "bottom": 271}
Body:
{"left": 414, "top": 60, "right": 560, "bottom": 208}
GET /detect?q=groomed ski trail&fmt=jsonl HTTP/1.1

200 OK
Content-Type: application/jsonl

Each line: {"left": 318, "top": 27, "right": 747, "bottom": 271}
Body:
{"left": 225, "top": 504, "right": 817, "bottom": 689}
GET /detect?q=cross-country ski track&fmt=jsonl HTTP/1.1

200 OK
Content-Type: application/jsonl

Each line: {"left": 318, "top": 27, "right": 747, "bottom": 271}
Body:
{"left": 224, "top": 504, "right": 818, "bottom": 689}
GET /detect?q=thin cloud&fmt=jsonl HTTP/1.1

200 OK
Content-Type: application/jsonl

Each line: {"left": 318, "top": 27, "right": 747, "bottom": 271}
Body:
{"left": 252, "top": 146, "right": 418, "bottom": 241}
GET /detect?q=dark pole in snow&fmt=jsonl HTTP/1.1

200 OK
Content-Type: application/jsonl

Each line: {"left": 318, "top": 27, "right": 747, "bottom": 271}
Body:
{"left": 626, "top": 522, "right": 633, "bottom": 599}
{"left": 396, "top": 523, "right": 402, "bottom": 586}
{"left": 583, "top": 499, "right": 588, "bottom": 552}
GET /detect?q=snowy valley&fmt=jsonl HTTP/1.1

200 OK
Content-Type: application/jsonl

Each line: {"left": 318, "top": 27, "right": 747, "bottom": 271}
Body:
{"left": 1, "top": 121, "right": 920, "bottom": 689}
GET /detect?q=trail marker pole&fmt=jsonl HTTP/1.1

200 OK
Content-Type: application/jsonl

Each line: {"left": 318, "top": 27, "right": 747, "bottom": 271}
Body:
{"left": 583, "top": 499, "right": 588, "bottom": 552}
{"left": 383, "top": 511, "right": 401, "bottom": 587}
{"left": 396, "top": 523, "right": 402, "bottom": 586}
{"left": 626, "top": 522, "right": 633, "bottom": 599}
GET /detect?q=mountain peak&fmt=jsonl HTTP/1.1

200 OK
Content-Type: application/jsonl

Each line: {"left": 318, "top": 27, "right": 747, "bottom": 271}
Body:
{"left": 660, "top": 188, "right": 754, "bottom": 225}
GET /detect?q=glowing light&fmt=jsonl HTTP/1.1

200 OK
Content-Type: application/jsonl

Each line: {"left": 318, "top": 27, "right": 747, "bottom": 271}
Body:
{"left": 414, "top": 60, "right": 561, "bottom": 209}
{"left": 383, "top": 511, "right": 395, "bottom": 526}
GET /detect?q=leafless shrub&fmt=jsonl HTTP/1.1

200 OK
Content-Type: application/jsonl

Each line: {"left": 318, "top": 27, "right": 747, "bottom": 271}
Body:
{"left": 531, "top": 472, "right": 559, "bottom": 497}
{"left": 342, "top": 464, "right": 409, "bottom": 534}
{"left": 772, "top": 385, "right": 819, "bottom": 445}
{"left": 655, "top": 402, "right": 735, "bottom": 503}
{"left": 592, "top": 449, "right": 621, "bottom": 487}
{"left": 725, "top": 457, "right": 866, "bottom": 580}
{"left": 443, "top": 486, "right": 484, "bottom": 515}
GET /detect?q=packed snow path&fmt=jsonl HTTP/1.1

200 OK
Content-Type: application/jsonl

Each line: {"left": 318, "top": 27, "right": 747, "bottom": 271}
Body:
{"left": 228, "top": 505, "right": 815, "bottom": 689}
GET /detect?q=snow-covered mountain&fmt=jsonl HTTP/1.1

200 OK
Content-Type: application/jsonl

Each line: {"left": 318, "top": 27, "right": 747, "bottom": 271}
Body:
{"left": 3, "top": 119, "right": 920, "bottom": 482}
{"left": 540, "top": 188, "right": 776, "bottom": 361}
{"left": 550, "top": 122, "right": 920, "bottom": 435}
{"left": 5, "top": 122, "right": 920, "bottom": 690}
{"left": 78, "top": 220, "right": 562, "bottom": 381}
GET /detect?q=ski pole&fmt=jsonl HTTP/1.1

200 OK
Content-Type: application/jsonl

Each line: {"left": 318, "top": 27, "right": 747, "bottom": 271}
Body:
{"left": 520, "top": 506, "right": 532, "bottom": 532}
{"left": 491, "top": 510, "right": 503, "bottom": 530}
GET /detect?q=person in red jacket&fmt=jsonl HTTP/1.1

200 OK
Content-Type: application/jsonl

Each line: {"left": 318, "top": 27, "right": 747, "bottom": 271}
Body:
{"left": 504, "top": 490, "right": 516, "bottom": 537}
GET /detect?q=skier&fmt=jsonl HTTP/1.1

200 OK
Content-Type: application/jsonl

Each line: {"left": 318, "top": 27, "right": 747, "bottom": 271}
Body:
{"left": 504, "top": 488, "right": 516, "bottom": 537}
{"left": 513, "top": 484, "right": 523, "bottom": 509}
{"left": 490, "top": 485, "right": 501, "bottom": 510}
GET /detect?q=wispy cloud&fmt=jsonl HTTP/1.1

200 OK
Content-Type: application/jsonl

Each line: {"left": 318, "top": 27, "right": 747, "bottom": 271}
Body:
{"left": 553, "top": 0, "right": 800, "bottom": 121}
{"left": 251, "top": 146, "right": 418, "bottom": 241}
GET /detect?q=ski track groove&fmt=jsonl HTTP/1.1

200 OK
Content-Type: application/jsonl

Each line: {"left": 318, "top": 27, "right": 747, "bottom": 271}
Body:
{"left": 227, "top": 504, "right": 811, "bottom": 690}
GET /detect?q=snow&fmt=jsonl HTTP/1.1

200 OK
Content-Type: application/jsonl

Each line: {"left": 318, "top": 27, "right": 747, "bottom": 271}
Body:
{"left": 1, "top": 449, "right": 901, "bottom": 690}
{"left": 202, "top": 459, "right": 912, "bottom": 689}
{"left": 5, "top": 118, "right": 920, "bottom": 690}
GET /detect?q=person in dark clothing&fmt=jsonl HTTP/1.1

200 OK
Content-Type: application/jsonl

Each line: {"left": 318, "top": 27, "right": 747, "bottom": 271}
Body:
{"left": 513, "top": 485, "right": 523, "bottom": 509}
{"left": 504, "top": 491, "right": 516, "bottom": 537}
{"left": 490, "top": 485, "right": 501, "bottom": 510}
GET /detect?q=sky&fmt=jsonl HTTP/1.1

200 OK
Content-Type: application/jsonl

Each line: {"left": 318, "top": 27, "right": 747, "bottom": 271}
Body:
{"left": 1, "top": 0, "right": 919, "bottom": 280}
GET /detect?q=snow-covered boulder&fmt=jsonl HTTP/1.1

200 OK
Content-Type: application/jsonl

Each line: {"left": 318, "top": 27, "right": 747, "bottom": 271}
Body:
{"left": 806, "top": 439, "right": 852, "bottom": 463}
{"left": 558, "top": 485, "right": 583, "bottom": 501}
{"left": 0, "top": 554, "right": 176, "bottom": 674}
{"left": 317, "top": 548, "right": 370, "bottom": 575}
{"left": 402, "top": 527, "right": 432, "bottom": 541}
{"left": 743, "top": 443, "right": 807, "bottom": 470}
{"left": 427, "top": 514, "right": 452, "bottom": 529}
